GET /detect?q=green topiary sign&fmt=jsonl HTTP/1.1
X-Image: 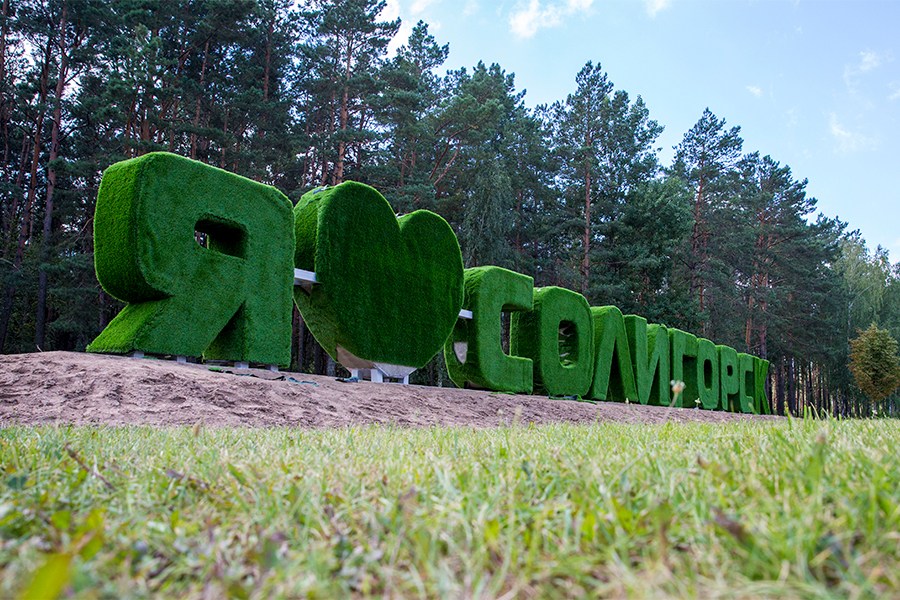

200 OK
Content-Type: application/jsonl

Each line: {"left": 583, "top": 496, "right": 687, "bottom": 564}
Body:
{"left": 510, "top": 287, "right": 594, "bottom": 397}
{"left": 293, "top": 181, "right": 463, "bottom": 369}
{"left": 88, "top": 154, "right": 771, "bottom": 413}
{"left": 444, "top": 266, "right": 534, "bottom": 393}
{"left": 87, "top": 152, "right": 294, "bottom": 366}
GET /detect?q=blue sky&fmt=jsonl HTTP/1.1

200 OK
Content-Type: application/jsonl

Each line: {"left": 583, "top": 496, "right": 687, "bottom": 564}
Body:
{"left": 381, "top": 0, "right": 900, "bottom": 262}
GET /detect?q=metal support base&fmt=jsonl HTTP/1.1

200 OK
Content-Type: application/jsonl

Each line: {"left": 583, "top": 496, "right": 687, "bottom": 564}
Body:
{"left": 347, "top": 365, "right": 412, "bottom": 384}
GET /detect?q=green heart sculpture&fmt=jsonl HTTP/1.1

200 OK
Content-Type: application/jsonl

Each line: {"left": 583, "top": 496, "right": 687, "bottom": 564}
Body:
{"left": 293, "top": 181, "right": 464, "bottom": 369}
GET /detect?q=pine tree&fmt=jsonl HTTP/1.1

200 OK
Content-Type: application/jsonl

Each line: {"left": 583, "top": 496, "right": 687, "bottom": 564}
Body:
{"left": 373, "top": 20, "right": 448, "bottom": 212}
{"left": 549, "top": 61, "right": 662, "bottom": 303}
{"left": 671, "top": 108, "right": 743, "bottom": 334}
{"left": 297, "top": 0, "right": 398, "bottom": 186}
{"left": 549, "top": 62, "right": 613, "bottom": 297}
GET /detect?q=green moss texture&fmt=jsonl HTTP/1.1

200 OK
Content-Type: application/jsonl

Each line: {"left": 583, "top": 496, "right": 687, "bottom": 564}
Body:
{"left": 669, "top": 329, "right": 699, "bottom": 407}
{"left": 510, "top": 287, "right": 593, "bottom": 397}
{"left": 293, "top": 181, "right": 463, "bottom": 369}
{"left": 737, "top": 353, "right": 757, "bottom": 414}
{"left": 718, "top": 345, "right": 740, "bottom": 412}
{"left": 444, "top": 266, "right": 534, "bottom": 393}
{"left": 588, "top": 307, "right": 638, "bottom": 402}
{"left": 755, "top": 358, "right": 772, "bottom": 414}
{"left": 696, "top": 338, "right": 720, "bottom": 410}
{"left": 87, "top": 152, "right": 294, "bottom": 365}
{"left": 625, "top": 316, "right": 670, "bottom": 406}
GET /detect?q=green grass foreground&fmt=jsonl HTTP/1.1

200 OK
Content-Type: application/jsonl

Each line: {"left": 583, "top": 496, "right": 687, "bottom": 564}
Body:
{"left": 1, "top": 419, "right": 898, "bottom": 598}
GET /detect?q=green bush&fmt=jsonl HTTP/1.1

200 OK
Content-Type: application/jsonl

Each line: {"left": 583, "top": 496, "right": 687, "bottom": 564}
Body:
{"left": 849, "top": 324, "right": 900, "bottom": 404}
{"left": 293, "top": 181, "right": 463, "bottom": 369}
{"left": 589, "top": 306, "right": 638, "bottom": 402}
{"left": 510, "top": 287, "right": 594, "bottom": 397}
{"left": 87, "top": 152, "right": 294, "bottom": 365}
{"left": 444, "top": 266, "right": 533, "bottom": 393}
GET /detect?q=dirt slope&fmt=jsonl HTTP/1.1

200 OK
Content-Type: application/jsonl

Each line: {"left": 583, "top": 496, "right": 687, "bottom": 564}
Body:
{"left": 0, "top": 351, "right": 778, "bottom": 427}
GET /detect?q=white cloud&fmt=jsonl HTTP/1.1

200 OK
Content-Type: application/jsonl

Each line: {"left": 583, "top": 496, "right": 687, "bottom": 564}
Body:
{"left": 509, "top": 0, "right": 594, "bottom": 39}
{"left": 645, "top": 0, "right": 671, "bottom": 17}
{"left": 381, "top": 0, "right": 407, "bottom": 57}
{"left": 387, "top": 21, "right": 413, "bottom": 56}
{"left": 510, "top": 1, "right": 560, "bottom": 38}
{"left": 844, "top": 49, "right": 887, "bottom": 91}
{"left": 889, "top": 84, "right": 900, "bottom": 101}
{"left": 463, "top": 0, "right": 479, "bottom": 16}
{"left": 410, "top": 0, "right": 438, "bottom": 15}
{"left": 828, "top": 113, "right": 876, "bottom": 153}
{"left": 380, "top": 0, "right": 401, "bottom": 21}
{"left": 858, "top": 50, "right": 882, "bottom": 72}
{"left": 746, "top": 85, "right": 763, "bottom": 98}
{"left": 785, "top": 108, "right": 798, "bottom": 128}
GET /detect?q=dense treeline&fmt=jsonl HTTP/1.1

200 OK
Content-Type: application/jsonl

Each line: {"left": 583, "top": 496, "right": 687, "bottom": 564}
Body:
{"left": 2, "top": 0, "right": 898, "bottom": 416}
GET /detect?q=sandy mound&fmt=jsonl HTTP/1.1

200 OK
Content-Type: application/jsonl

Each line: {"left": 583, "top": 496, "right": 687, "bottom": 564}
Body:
{"left": 0, "top": 352, "right": 778, "bottom": 427}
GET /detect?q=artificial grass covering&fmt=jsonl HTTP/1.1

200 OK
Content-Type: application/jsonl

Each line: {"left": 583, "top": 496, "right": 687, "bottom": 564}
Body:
{"left": 625, "top": 315, "right": 670, "bottom": 406}
{"left": 510, "top": 287, "right": 594, "bottom": 397}
{"left": 87, "top": 152, "right": 294, "bottom": 366}
{"left": 293, "top": 181, "right": 463, "bottom": 369}
{"left": 755, "top": 358, "right": 772, "bottom": 414}
{"left": 697, "top": 338, "right": 719, "bottom": 410}
{"left": 669, "top": 329, "right": 699, "bottom": 407}
{"left": 719, "top": 345, "right": 741, "bottom": 412}
{"left": 444, "top": 266, "right": 534, "bottom": 393}
{"left": 588, "top": 306, "right": 638, "bottom": 402}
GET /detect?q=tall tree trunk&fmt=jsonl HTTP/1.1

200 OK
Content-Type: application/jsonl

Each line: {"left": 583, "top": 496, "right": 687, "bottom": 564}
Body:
{"left": 293, "top": 307, "right": 303, "bottom": 372}
{"left": 775, "top": 356, "right": 785, "bottom": 416}
{"left": 335, "top": 88, "right": 349, "bottom": 183}
{"left": 689, "top": 176, "right": 706, "bottom": 323}
{"left": 515, "top": 189, "right": 523, "bottom": 262}
{"left": 36, "top": 1, "right": 73, "bottom": 349}
{"left": 262, "top": 18, "right": 272, "bottom": 103}
{"left": 313, "top": 340, "right": 324, "bottom": 375}
{"left": 98, "top": 289, "right": 110, "bottom": 329}
{"left": 2, "top": 132, "right": 29, "bottom": 254}
{"left": 758, "top": 271, "right": 769, "bottom": 359}
{"left": 787, "top": 357, "right": 796, "bottom": 416}
{"left": 0, "top": 0, "right": 10, "bottom": 169}
{"left": 582, "top": 166, "right": 591, "bottom": 297}
{"left": 190, "top": 39, "right": 210, "bottom": 160}
{"left": 334, "top": 37, "right": 354, "bottom": 184}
